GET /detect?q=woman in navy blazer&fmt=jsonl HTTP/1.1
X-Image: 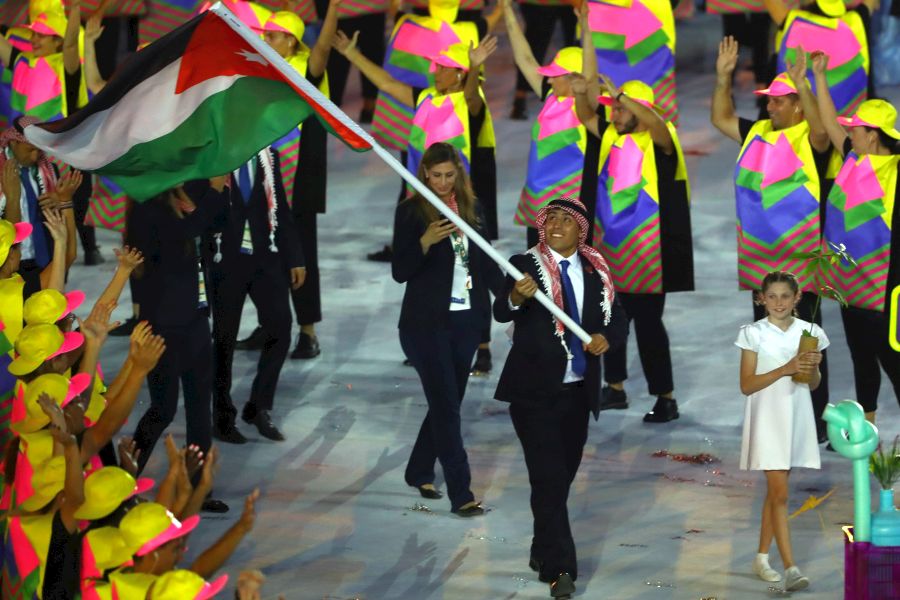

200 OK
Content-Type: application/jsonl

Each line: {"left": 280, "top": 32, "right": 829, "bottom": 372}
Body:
{"left": 392, "top": 142, "right": 502, "bottom": 516}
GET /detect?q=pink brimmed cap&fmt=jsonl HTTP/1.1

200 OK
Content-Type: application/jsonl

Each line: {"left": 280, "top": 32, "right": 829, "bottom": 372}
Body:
{"left": 0, "top": 220, "right": 32, "bottom": 266}
{"left": 8, "top": 323, "right": 84, "bottom": 376}
{"left": 597, "top": 79, "right": 656, "bottom": 109}
{"left": 429, "top": 43, "right": 470, "bottom": 73}
{"left": 23, "top": 288, "right": 85, "bottom": 325}
{"left": 29, "top": 12, "right": 67, "bottom": 38}
{"left": 119, "top": 502, "right": 200, "bottom": 557}
{"left": 753, "top": 72, "right": 798, "bottom": 97}
{"left": 536, "top": 47, "right": 582, "bottom": 78}
{"left": 837, "top": 99, "right": 900, "bottom": 140}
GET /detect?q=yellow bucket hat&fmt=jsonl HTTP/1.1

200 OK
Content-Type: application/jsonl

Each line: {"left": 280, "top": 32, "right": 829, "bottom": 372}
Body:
{"left": 429, "top": 42, "right": 470, "bottom": 73}
{"left": 148, "top": 570, "right": 228, "bottom": 600}
{"left": 0, "top": 219, "right": 32, "bottom": 266}
{"left": 119, "top": 502, "right": 200, "bottom": 557}
{"left": 263, "top": 11, "right": 306, "bottom": 48}
{"left": 8, "top": 323, "right": 84, "bottom": 377}
{"left": 537, "top": 47, "right": 583, "bottom": 78}
{"left": 82, "top": 527, "right": 133, "bottom": 579}
{"left": 74, "top": 467, "right": 155, "bottom": 521}
{"left": 29, "top": 11, "right": 67, "bottom": 38}
{"left": 838, "top": 99, "right": 900, "bottom": 140}
{"left": 11, "top": 372, "right": 91, "bottom": 435}
{"left": 109, "top": 571, "right": 158, "bottom": 600}
{"left": 23, "top": 289, "right": 85, "bottom": 326}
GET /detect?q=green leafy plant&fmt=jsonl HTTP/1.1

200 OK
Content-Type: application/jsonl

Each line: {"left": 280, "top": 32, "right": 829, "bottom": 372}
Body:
{"left": 792, "top": 242, "right": 857, "bottom": 336}
{"left": 871, "top": 436, "right": 900, "bottom": 491}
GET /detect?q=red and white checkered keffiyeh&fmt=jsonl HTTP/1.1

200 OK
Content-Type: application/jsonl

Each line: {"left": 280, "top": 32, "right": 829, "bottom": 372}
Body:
{"left": 527, "top": 197, "right": 615, "bottom": 348}
{"left": 0, "top": 117, "right": 57, "bottom": 201}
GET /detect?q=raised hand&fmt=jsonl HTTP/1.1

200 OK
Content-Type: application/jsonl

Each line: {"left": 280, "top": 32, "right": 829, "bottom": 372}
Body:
{"left": 80, "top": 300, "right": 119, "bottom": 346}
{"left": 716, "top": 36, "right": 739, "bottom": 79}
{"left": 1, "top": 160, "right": 21, "bottom": 208}
{"left": 117, "top": 436, "right": 141, "bottom": 476}
{"left": 85, "top": 12, "right": 105, "bottom": 43}
{"left": 598, "top": 73, "right": 620, "bottom": 100}
{"left": 199, "top": 445, "right": 219, "bottom": 490}
{"left": 130, "top": 332, "right": 166, "bottom": 374}
{"left": 42, "top": 207, "right": 68, "bottom": 244}
{"left": 332, "top": 30, "right": 359, "bottom": 56}
{"left": 129, "top": 320, "right": 152, "bottom": 354}
{"left": 113, "top": 246, "right": 144, "bottom": 271}
{"left": 184, "top": 444, "right": 204, "bottom": 480}
{"left": 811, "top": 50, "right": 829, "bottom": 77}
{"left": 469, "top": 35, "right": 498, "bottom": 69}
{"left": 237, "top": 488, "right": 260, "bottom": 534}
{"left": 236, "top": 570, "right": 266, "bottom": 600}
{"left": 785, "top": 45, "right": 808, "bottom": 87}
{"left": 55, "top": 170, "right": 83, "bottom": 203}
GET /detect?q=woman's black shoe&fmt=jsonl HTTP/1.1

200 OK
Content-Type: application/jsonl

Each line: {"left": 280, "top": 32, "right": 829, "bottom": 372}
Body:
{"left": 471, "top": 348, "right": 492, "bottom": 375}
{"left": 235, "top": 326, "right": 267, "bottom": 350}
{"left": 452, "top": 502, "right": 484, "bottom": 517}
{"left": 418, "top": 485, "right": 443, "bottom": 500}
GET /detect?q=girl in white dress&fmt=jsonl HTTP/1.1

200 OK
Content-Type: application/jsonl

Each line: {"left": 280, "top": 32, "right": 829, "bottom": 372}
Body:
{"left": 735, "top": 271, "right": 828, "bottom": 592}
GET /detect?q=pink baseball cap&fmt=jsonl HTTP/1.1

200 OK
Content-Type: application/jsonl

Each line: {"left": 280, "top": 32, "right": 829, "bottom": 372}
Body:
{"left": 119, "top": 502, "right": 200, "bottom": 557}
{"left": 597, "top": 80, "right": 657, "bottom": 110}
{"left": 536, "top": 47, "right": 582, "bottom": 78}
{"left": 429, "top": 43, "right": 470, "bottom": 73}
{"left": 8, "top": 324, "right": 85, "bottom": 376}
{"left": 753, "top": 72, "right": 798, "bottom": 97}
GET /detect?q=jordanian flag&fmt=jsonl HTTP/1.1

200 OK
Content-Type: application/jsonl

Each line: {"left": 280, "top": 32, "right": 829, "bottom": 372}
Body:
{"left": 22, "top": 6, "right": 371, "bottom": 201}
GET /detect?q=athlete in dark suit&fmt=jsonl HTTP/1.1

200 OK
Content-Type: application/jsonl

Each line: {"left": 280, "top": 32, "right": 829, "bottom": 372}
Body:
{"left": 494, "top": 197, "right": 627, "bottom": 599}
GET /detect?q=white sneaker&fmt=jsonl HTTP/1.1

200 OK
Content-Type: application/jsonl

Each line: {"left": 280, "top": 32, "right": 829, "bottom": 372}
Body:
{"left": 752, "top": 556, "right": 782, "bottom": 582}
{"left": 784, "top": 566, "right": 810, "bottom": 591}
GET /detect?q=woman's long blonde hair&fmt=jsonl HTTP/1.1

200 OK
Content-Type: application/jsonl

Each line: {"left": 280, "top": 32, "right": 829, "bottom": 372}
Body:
{"left": 408, "top": 143, "right": 479, "bottom": 227}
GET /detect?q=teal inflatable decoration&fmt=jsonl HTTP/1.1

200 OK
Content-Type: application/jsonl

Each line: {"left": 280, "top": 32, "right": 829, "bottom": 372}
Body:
{"left": 823, "top": 400, "right": 880, "bottom": 542}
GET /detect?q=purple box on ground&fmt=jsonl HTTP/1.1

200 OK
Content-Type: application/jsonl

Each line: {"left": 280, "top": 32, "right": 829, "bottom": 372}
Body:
{"left": 845, "top": 527, "right": 900, "bottom": 599}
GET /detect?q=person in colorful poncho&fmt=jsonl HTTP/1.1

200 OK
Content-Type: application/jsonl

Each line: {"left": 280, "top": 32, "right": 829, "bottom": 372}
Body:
{"left": 573, "top": 25, "right": 693, "bottom": 423}
{"left": 503, "top": 0, "right": 600, "bottom": 249}
{"left": 763, "top": 0, "right": 877, "bottom": 116}
{"left": 809, "top": 50, "right": 900, "bottom": 425}
{"left": 712, "top": 36, "right": 835, "bottom": 440}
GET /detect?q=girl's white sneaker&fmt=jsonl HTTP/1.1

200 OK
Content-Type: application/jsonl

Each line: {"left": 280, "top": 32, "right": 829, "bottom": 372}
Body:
{"left": 752, "top": 556, "right": 782, "bottom": 582}
{"left": 784, "top": 566, "right": 810, "bottom": 591}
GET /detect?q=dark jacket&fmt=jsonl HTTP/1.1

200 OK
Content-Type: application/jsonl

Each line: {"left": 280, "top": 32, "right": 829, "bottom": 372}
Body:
{"left": 493, "top": 252, "right": 628, "bottom": 407}
{"left": 202, "top": 152, "right": 304, "bottom": 272}
{"left": 128, "top": 187, "right": 225, "bottom": 329}
{"left": 391, "top": 199, "right": 503, "bottom": 331}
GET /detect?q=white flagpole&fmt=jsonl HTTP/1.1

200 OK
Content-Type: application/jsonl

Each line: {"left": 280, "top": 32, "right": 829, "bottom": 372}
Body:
{"left": 210, "top": 3, "right": 593, "bottom": 345}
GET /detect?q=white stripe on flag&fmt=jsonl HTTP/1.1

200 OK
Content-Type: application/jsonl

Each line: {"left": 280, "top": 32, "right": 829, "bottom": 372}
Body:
{"left": 24, "top": 59, "right": 245, "bottom": 171}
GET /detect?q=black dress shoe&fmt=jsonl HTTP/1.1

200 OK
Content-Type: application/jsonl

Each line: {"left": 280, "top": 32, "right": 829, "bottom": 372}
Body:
{"left": 212, "top": 423, "right": 247, "bottom": 444}
{"left": 529, "top": 557, "right": 552, "bottom": 582}
{"left": 250, "top": 410, "right": 285, "bottom": 441}
{"left": 452, "top": 502, "right": 484, "bottom": 517}
{"left": 550, "top": 573, "right": 575, "bottom": 598}
{"left": 235, "top": 326, "right": 267, "bottom": 351}
{"left": 402, "top": 358, "right": 413, "bottom": 367}
{"left": 201, "top": 497, "right": 229, "bottom": 513}
{"left": 417, "top": 485, "right": 443, "bottom": 500}
{"left": 818, "top": 431, "right": 828, "bottom": 444}
{"left": 471, "top": 348, "right": 492, "bottom": 375}
{"left": 290, "top": 332, "right": 321, "bottom": 359}
{"left": 109, "top": 316, "right": 140, "bottom": 337}
{"left": 367, "top": 245, "right": 393, "bottom": 262}
{"left": 599, "top": 386, "right": 629, "bottom": 410}
{"left": 643, "top": 397, "right": 679, "bottom": 423}
{"left": 359, "top": 106, "right": 374, "bottom": 124}
{"left": 509, "top": 96, "right": 528, "bottom": 120}
{"left": 84, "top": 248, "right": 105, "bottom": 266}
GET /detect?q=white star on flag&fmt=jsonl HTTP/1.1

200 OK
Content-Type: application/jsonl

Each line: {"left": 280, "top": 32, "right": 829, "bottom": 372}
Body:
{"left": 237, "top": 49, "right": 268, "bottom": 65}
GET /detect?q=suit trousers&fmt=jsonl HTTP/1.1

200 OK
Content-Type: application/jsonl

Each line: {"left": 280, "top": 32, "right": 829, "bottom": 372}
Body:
{"left": 290, "top": 212, "right": 321, "bottom": 325}
{"left": 753, "top": 291, "right": 829, "bottom": 435}
{"left": 840, "top": 305, "right": 900, "bottom": 413}
{"left": 325, "top": 13, "right": 386, "bottom": 106}
{"left": 209, "top": 254, "right": 292, "bottom": 426}
{"left": 133, "top": 313, "right": 212, "bottom": 473}
{"left": 515, "top": 4, "right": 577, "bottom": 94}
{"left": 509, "top": 384, "right": 589, "bottom": 580}
{"left": 74, "top": 172, "right": 97, "bottom": 254}
{"left": 400, "top": 310, "right": 481, "bottom": 511}
{"left": 603, "top": 292, "right": 673, "bottom": 396}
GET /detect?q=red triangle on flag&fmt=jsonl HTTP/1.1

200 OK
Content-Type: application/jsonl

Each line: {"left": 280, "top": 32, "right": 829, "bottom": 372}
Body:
{"left": 175, "top": 13, "right": 286, "bottom": 95}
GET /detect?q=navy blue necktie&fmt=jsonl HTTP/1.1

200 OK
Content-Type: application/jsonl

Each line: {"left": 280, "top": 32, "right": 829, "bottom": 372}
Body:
{"left": 560, "top": 259, "right": 586, "bottom": 376}
{"left": 20, "top": 168, "right": 49, "bottom": 267}
{"left": 238, "top": 162, "right": 252, "bottom": 203}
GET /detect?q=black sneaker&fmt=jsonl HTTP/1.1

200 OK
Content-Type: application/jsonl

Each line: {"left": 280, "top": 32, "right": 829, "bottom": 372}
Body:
{"left": 109, "top": 316, "right": 139, "bottom": 337}
{"left": 290, "top": 332, "right": 321, "bottom": 359}
{"left": 509, "top": 96, "right": 528, "bottom": 120}
{"left": 643, "top": 397, "right": 679, "bottom": 423}
{"left": 599, "top": 386, "right": 629, "bottom": 410}
{"left": 367, "top": 245, "right": 393, "bottom": 262}
{"left": 471, "top": 348, "right": 492, "bottom": 375}
{"left": 235, "top": 326, "right": 267, "bottom": 351}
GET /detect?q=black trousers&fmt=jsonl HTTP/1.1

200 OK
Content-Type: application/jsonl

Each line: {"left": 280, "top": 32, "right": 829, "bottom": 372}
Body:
{"left": 753, "top": 290, "right": 830, "bottom": 434}
{"left": 73, "top": 171, "right": 97, "bottom": 255}
{"left": 290, "top": 212, "right": 321, "bottom": 325}
{"left": 604, "top": 292, "right": 672, "bottom": 396}
{"left": 509, "top": 383, "right": 589, "bottom": 580}
{"left": 400, "top": 311, "right": 481, "bottom": 511}
{"left": 515, "top": 3, "right": 577, "bottom": 94}
{"left": 133, "top": 313, "right": 212, "bottom": 473}
{"left": 209, "top": 255, "right": 292, "bottom": 426}
{"left": 326, "top": 13, "right": 386, "bottom": 106}
{"left": 721, "top": 13, "right": 771, "bottom": 84}
{"left": 840, "top": 305, "right": 900, "bottom": 413}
